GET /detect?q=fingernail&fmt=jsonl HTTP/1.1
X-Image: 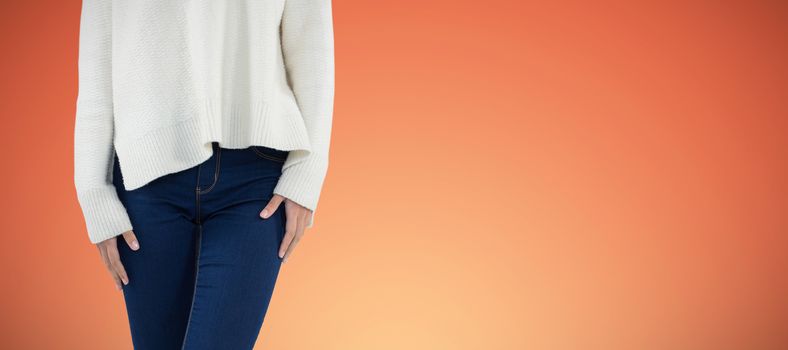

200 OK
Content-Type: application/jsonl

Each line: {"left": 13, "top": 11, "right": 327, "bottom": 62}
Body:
{"left": 278, "top": 251, "right": 284, "bottom": 258}
{"left": 131, "top": 240, "right": 139, "bottom": 250}
{"left": 117, "top": 284, "right": 122, "bottom": 291}
{"left": 261, "top": 209, "right": 270, "bottom": 218}
{"left": 282, "top": 257, "right": 288, "bottom": 263}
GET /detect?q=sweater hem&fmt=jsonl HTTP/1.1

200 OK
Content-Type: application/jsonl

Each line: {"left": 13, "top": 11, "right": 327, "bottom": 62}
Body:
{"left": 113, "top": 98, "right": 314, "bottom": 191}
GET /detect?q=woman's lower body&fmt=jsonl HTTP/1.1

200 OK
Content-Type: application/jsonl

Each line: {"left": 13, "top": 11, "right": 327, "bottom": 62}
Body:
{"left": 112, "top": 141, "right": 290, "bottom": 350}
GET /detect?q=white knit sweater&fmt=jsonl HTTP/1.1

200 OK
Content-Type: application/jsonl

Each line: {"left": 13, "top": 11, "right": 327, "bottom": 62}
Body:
{"left": 74, "top": 0, "right": 334, "bottom": 244}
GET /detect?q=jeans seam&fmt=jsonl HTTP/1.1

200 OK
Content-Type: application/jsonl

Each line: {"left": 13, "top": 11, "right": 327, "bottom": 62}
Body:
{"left": 194, "top": 162, "right": 202, "bottom": 225}
{"left": 198, "top": 147, "right": 222, "bottom": 194}
{"left": 180, "top": 224, "right": 202, "bottom": 350}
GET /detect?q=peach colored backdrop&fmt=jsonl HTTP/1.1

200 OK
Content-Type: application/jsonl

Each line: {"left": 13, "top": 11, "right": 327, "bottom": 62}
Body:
{"left": 1, "top": 1, "right": 786, "bottom": 349}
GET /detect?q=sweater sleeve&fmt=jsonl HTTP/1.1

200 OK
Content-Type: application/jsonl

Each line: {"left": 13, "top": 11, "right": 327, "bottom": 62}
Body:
{"left": 74, "top": 0, "right": 134, "bottom": 244}
{"left": 273, "top": 0, "right": 335, "bottom": 228}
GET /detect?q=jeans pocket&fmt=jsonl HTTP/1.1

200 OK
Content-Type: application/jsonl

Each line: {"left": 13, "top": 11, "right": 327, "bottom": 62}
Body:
{"left": 250, "top": 146, "right": 288, "bottom": 163}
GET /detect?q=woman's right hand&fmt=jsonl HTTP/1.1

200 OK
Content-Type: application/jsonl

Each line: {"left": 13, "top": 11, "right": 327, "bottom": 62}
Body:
{"left": 96, "top": 231, "right": 140, "bottom": 291}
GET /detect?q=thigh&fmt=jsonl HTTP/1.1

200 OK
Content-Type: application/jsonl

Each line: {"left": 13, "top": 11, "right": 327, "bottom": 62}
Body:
{"left": 181, "top": 200, "right": 286, "bottom": 350}
{"left": 115, "top": 161, "right": 200, "bottom": 349}
{"left": 118, "top": 216, "right": 198, "bottom": 350}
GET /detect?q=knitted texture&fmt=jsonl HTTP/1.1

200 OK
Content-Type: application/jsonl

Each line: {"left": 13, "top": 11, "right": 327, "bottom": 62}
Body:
{"left": 74, "top": 0, "right": 334, "bottom": 244}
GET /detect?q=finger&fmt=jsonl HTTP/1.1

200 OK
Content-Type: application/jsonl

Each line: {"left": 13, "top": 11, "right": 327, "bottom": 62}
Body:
{"left": 102, "top": 247, "right": 123, "bottom": 290}
{"left": 283, "top": 212, "right": 307, "bottom": 263}
{"left": 106, "top": 244, "right": 129, "bottom": 286}
{"left": 122, "top": 230, "right": 140, "bottom": 251}
{"left": 98, "top": 244, "right": 111, "bottom": 272}
{"left": 97, "top": 243, "right": 123, "bottom": 290}
{"left": 111, "top": 272, "right": 124, "bottom": 291}
{"left": 261, "top": 194, "right": 285, "bottom": 219}
{"left": 305, "top": 211, "right": 314, "bottom": 229}
{"left": 279, "top": 209, "right": 299, "bottom": 259}
{"left": 301, "top": 210, "right": 310, "bottom": 229}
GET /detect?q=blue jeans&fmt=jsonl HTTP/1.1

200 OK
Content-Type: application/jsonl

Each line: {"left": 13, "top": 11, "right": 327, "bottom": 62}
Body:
{"left": 112, "top": 142, "right": 289, "bottom": 350}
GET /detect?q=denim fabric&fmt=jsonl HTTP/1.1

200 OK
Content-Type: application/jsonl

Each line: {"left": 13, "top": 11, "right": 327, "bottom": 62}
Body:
{"left": 112, "top": 142, "right": 289, "bottom": 350}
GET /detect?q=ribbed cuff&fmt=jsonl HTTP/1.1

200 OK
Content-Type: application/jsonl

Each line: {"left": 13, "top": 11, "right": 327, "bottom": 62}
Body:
{"left": 273, "top": 154, "right": 329, "bottom": 229}
{"left": 76, "top": 186, "right": 134, "bottom": 244}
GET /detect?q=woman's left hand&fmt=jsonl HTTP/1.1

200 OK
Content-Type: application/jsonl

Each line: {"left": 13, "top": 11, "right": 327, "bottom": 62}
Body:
{"left": 260, "top": 194, "right": 312, "bottom": 263}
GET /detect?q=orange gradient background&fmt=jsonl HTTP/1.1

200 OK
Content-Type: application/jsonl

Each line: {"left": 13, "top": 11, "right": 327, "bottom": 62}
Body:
{"left": 1, "top": 1, "right": 787, "bottom": 349}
